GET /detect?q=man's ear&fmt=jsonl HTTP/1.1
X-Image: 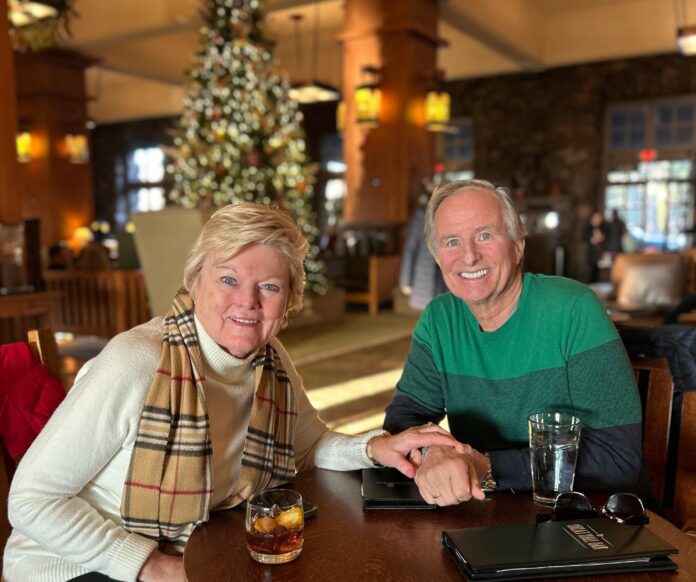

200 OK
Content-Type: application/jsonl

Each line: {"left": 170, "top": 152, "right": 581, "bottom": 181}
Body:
{"left": 515, "top": 238, "right": 526, "bottom": 264}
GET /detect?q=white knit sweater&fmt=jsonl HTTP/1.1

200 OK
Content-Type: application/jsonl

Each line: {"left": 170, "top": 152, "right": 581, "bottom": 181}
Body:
{"left": 3, "top": 317, "right": 383, "bottom": 582}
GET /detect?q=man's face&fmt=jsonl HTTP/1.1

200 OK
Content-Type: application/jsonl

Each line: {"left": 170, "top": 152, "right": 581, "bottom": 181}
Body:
{"left": 193, "top": 245, "right": 290, "bottom": 358}
{"left": 434, "top": 188, "right": 524, "bottom": 309}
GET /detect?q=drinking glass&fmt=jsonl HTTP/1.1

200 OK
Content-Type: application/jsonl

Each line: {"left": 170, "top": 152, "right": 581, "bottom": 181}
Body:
{"left": 528, "top": 412, "right": 581, "bottom": 506}
{"left": 245, "top": 489, "right": 304, "bottom": 564}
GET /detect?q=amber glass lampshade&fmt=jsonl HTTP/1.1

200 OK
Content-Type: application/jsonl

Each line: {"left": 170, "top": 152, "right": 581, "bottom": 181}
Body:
{"left": 16, "top": 132, "right": 32, "bottom": 162}
{"left": 425, "top": 90, "right": 451, "bottom": 132}
{"left": 355, "top": 84, "right": 381, "bottom": 128}
{"left": 65, "top": 133, "right": 89, "bottom": 164}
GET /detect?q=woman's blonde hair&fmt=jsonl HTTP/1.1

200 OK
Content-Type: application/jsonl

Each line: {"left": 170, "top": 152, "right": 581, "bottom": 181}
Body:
{"left": 184, "top": 203, "right": 308, "bottom": 322}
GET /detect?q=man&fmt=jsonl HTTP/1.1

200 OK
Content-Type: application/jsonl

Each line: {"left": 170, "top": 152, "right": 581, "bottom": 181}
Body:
{"left": 384, "top": 179, "right": 642, "bottom": 506}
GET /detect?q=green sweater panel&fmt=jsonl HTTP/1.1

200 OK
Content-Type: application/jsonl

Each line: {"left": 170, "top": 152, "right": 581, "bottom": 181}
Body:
{"left": 396, "top": 274, "right": 641, "bottom": 451}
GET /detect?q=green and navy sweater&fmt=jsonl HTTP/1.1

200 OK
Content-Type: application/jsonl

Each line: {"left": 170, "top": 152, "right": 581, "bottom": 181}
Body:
{"left": 384, "top": 273, "right": 642, "bottom": 491}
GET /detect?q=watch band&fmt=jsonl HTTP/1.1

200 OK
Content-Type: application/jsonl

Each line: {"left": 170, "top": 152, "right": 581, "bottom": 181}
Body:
{"left": 481, "top": 452, "right": 497, "bottom": 492}
{"left": 366, "top": 432, "right": 389, "bottom": 467}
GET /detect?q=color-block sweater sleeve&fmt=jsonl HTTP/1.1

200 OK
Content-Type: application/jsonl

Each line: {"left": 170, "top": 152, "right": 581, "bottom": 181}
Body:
{"left": 384, "top": 276, "right": 642, "bottom": 492}
{"left": 6, "top": 322, "right": 161, "bottom": 582}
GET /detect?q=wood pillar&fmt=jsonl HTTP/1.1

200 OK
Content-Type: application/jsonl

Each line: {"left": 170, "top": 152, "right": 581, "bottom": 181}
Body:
{"left": 15, "top": 49, "right": 94, "bottom": 246}
{"left": 341, "top": 0, "right": 438, "bottom": 226}
{"left": 0, "top": 0, "right": 21, "bottom": 223}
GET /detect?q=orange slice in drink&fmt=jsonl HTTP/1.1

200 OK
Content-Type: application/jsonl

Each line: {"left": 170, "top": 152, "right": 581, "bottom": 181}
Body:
{"left": 276, "top": 506, "right": 303, "bottom": 530}
{"left": 254, "top": 516, "right": 277, "bottom": 533}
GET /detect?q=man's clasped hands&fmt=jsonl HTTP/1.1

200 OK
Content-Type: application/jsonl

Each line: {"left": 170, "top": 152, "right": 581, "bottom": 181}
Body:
{"left": 368, "top": 423, "right": 491, "bottom": 507}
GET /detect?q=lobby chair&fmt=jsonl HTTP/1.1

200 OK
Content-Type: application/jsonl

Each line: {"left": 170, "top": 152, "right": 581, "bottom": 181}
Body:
{"left": 627, "top": 346, "right": 696, "bottom": 529}
{"left": 344, "top": 255, "right": 401, "bottom": 316}
{"left": 1, "top": 329, "right": 63, "bottom": 574}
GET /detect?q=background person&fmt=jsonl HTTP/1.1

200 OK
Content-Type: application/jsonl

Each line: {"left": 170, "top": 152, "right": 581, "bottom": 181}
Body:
{"left": 582, "top": 210, "right": 606, "bottom": 283}
{"left": 4, "top": 203, "right": 460, "bottom": 582}
{"left": 604, "top": 208, "right": 628, "bottom": 258}
{"left": 383, "top": 179, "right": 642, "bottom": 507}
{"left": 399, "top": 180, "right": 448, "bottom": 310}
{"left": 75, "top": 230, "right": 112, "bottom": 271}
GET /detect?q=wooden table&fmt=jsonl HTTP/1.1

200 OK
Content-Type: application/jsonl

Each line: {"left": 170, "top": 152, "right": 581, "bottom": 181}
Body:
{"left": 184, "top": 469, "right": 696, "bottom": 582}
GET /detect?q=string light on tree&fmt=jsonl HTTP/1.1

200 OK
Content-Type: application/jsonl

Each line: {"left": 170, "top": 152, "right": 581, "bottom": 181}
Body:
{"left": 167, "top": 0, "right": 326, "bottom": 294}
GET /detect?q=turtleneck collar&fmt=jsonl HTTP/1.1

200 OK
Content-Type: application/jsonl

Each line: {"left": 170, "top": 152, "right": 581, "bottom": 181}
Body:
{"left": 194, "top": 315, "right": 256, "bottom": 383}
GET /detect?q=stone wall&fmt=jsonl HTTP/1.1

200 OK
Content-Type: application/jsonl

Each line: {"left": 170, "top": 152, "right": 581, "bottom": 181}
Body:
{"left": 446, "top": 53, "right": 696, "bottom": 280}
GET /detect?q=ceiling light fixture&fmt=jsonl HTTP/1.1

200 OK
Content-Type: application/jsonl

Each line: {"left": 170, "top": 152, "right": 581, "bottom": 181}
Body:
{"left": 677, "top": 25, "right": 696, "bottom": 55}
{"left": 7, "top": 0, "right": 73, "bottom": 51}
{"left": 288, "top": 5, "right": 340, "bottom": 104}
{"left": 675, "top": 0, "right": 696, "bottom": 55}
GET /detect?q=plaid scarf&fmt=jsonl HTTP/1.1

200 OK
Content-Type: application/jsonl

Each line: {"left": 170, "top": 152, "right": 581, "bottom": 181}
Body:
{"left": 120, "top": 289, "right": 297, "bottom": 552}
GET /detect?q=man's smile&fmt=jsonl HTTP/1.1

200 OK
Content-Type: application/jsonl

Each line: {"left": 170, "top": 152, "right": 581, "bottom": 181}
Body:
{"left": 459, "top": 268, "right": 490, "bottom": 280}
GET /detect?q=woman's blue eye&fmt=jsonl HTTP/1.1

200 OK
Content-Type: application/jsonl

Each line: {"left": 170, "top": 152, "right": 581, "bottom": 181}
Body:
{"left": 221, "top": 276, "right": 237, "bottom": 286}
{"left": 261, "top": 284, "right": 280, "bottom": 293}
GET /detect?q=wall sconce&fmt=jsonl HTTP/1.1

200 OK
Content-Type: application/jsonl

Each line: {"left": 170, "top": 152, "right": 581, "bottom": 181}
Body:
{"left": 336, "top": 100, "right": 346, "bottom": 133}
{"left": 70, "top": 226, "right": 93, "bottom": 251}
{"left": 424, "top": 70, "right": 452, "bottom": 132}
{"left": 65, "top": 133, "right": 89, "bottom": 164}
{"left": 425, "top": 90, "right": 451, "bottom": 132}
{"left": 355, "top": 66, "right": 381, "bottom": 128}
{"left": 16, "top": 131, "right": 32, "bottom": 162}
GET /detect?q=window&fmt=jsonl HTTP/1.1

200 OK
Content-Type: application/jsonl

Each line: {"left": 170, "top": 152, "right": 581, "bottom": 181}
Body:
{"left": 115, "top": 146, "right": 168, "bottom": 227}
{"left": 437, "top": 118, "right": 474, "bottom": 181}
{"left": 318, "top": 133, "right": 345, "bottom": 231}
{"left": 604, "top": 98, "right": 696, "bottom": 250}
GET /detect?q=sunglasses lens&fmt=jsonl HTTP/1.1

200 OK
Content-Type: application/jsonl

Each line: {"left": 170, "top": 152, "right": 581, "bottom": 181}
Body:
{"left": 604, "top": 493, "right": 649, "bottom": 525}
{"left": 546, "top": 492, "right": 599, "bottom": 521}
{"left": 556, "top": 492, "right": 594, "bottom": 513}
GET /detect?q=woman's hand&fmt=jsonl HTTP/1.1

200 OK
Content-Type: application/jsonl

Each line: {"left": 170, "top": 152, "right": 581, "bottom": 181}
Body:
{"left": 369, "top": 423, "right": 465, "bottom": 478}
{"left": 138, "top": 550, "right": 185, "bottom": 582}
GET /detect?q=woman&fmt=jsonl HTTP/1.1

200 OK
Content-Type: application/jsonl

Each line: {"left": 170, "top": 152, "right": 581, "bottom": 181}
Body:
{"left": 3, "top": 203, "right": 459, "bottom": 582}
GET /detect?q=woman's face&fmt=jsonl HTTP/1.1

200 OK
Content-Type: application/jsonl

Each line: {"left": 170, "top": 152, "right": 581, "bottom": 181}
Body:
{"left": 193, "top": 244, "right": 290, "bottom": 358}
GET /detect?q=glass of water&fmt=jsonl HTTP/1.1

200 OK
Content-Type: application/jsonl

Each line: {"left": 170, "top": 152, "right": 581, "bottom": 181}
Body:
{"left": 528, "top": 412, "right": 581, "bottom": 506}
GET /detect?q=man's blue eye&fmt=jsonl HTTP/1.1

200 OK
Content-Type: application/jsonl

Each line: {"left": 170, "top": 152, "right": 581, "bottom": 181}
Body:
{"left": 480, "top": 232, "right": 492, "bottom": 241}
{"left": 445, "top": 239, "right": 459, "bottom": 247}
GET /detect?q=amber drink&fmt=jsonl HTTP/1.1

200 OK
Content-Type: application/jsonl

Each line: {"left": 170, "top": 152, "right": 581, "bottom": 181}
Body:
{"left": 245, "top": 489, "right": 304, "bottom": 564}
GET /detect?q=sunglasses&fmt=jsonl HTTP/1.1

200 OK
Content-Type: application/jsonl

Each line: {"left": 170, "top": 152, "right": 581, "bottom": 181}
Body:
{"left": 537, "top": 491, "right": 649, "bottom": 526}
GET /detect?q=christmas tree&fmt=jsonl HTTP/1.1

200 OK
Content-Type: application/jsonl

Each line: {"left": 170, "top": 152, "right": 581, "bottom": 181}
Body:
{"left": 167, "top": 0, "right": 326, "bottom": 294}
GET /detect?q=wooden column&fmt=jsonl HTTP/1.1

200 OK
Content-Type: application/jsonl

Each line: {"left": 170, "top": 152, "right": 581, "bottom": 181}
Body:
{"left": 0, "top": 0, "right": 21, "bottom": 223}
{"left": 15, "top": 49, "right": 94, "bottom": 246}
{"left": 341, "top": 0, "right": 438, "bottom": 226}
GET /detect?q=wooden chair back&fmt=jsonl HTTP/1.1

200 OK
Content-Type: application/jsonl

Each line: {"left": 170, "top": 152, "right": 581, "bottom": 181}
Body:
{"left": 26, "top": 328, "right": 60, "bottom": 380}
{"left": 344, "top": 255, "right": 401, "bottom": 316}
{"left": 631, "top": 356, "right": 674, "bottom": 506}
{"left": 1, "top": 329, "right": 61, "bottom": 574}
{"left": 631, "top": 354, "right": 696, "bottom": 529}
